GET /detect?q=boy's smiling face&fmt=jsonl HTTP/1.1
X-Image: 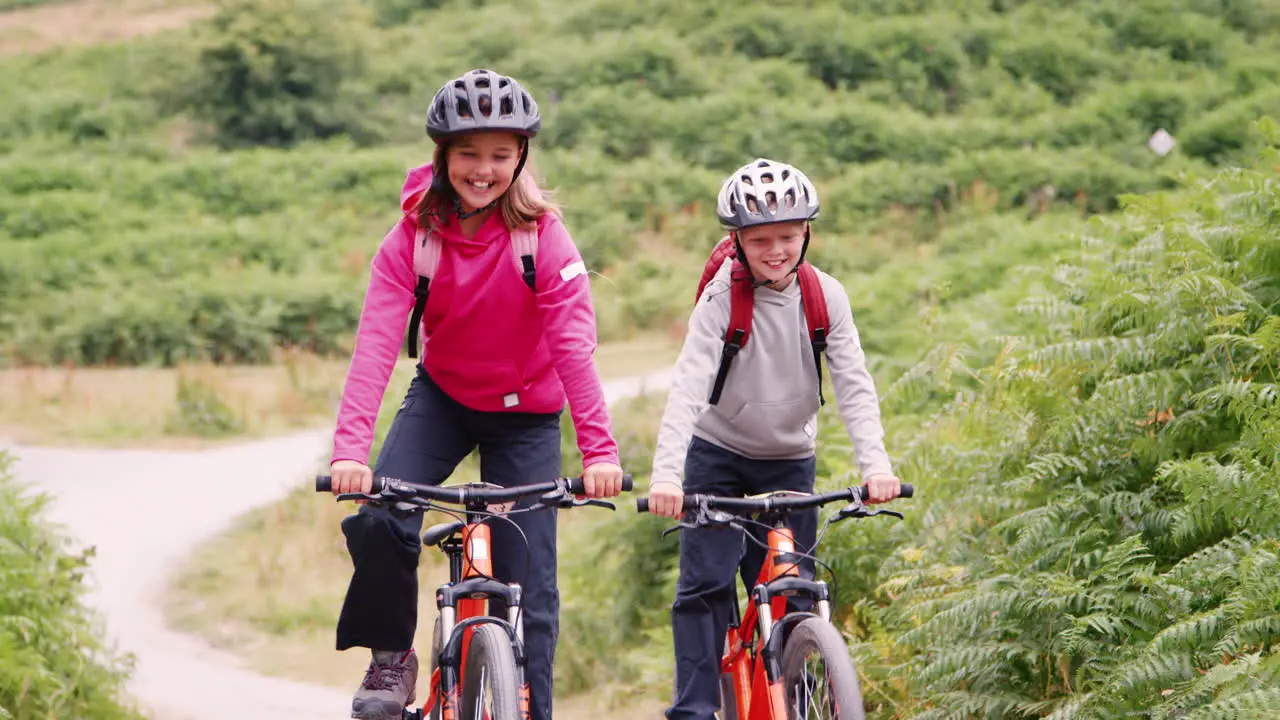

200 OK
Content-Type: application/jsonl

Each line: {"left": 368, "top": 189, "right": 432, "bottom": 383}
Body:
{"left": 737, "top": 221, "right": 807, "bottom": 288}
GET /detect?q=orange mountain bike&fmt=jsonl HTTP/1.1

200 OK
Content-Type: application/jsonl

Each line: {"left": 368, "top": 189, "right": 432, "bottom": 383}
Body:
{"left": 638, "top": 482, "right": 914, "bottom": 720}
{"left": 317, "top": 473, "right": 632, "bottom": 720}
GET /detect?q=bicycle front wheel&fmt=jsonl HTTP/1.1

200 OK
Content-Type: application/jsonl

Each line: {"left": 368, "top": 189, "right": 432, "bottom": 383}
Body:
{"left": 780, "top": 618, "right": 866, "bottom": 720}
{"left": 460, "top": 624, "right": 522, "bottom": 720}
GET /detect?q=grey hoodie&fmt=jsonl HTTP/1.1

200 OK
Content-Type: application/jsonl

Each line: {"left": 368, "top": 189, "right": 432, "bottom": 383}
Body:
{"left": 650, "top": 260, "right": 894, "bottom": 489}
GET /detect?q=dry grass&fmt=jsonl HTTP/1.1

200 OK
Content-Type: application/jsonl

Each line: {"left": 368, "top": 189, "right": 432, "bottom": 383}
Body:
{"left": 0, "top": 0, "right": 212, "bottom": 57}
{"left": 0, "top": 334, "right": 682, "bottom": 449}
{"left": 0, "top": 349, "right": 352, "bottom": 448}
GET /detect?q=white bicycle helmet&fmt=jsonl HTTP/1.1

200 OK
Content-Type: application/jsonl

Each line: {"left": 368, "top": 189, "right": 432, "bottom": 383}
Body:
{"left": 716, "top": 158, "right": 820, "bottom": 230}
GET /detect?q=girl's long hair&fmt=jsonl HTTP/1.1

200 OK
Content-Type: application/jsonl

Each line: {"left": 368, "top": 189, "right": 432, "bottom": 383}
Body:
{"left": 413, "top": 139, "right": 560, "bottom": 235}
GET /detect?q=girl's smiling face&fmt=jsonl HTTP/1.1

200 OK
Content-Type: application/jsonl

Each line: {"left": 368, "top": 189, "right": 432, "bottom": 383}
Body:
{"left": 446, "top": 132, "right": 522, "bottom": 211}
{"left": 737, "top": 221, "right": 807, "bottom": 288}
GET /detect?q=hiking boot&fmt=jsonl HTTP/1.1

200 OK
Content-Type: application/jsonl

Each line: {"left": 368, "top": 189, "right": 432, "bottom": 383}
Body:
{"left": 352, "top": 649, "right": 418, "bottom": 720}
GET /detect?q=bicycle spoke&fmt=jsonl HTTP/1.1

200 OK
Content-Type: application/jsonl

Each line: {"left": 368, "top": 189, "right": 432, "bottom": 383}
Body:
{"left": 790, "top": 653, "right": 838, "bottom": 720}
{"left": 473, "top": 665, "right": 489, "bottom": 720}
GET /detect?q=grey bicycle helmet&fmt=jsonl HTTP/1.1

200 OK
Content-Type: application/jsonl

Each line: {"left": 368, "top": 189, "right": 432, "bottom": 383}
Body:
{"left": 426, "top": 68, "right": 541, "bottom": 140}
{"left": 716, "top": 158, "right": 820, "bottom": 230}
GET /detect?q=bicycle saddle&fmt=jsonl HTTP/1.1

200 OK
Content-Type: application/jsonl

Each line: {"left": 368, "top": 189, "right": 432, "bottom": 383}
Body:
{"left": 422, "top": 520, "right": 464, "bottom": 547}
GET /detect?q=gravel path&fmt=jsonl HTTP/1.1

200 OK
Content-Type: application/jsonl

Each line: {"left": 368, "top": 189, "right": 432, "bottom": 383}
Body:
{"left": 2, "top": 368, "right": 673, "bottom": 719}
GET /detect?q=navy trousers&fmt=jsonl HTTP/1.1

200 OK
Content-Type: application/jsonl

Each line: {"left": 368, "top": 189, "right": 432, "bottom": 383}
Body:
{"left": 667, "top": 436, "right": 818, "bottom": 720}
{"left": 336, "top": 367, "right": 563, "bottom": 720}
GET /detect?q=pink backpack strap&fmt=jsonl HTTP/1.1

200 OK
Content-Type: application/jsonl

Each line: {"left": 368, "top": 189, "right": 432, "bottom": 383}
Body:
{"left": 413, "top": 228, "right": 443, "bottom": 279}
{"left": 404, "top": 224, "right": 540, "bottom": 358}
{"left": 412, "top": 226, "right": 536, "bottom": 283}
{"left": 510, "top": 225, "right": 539, "bottom": 290}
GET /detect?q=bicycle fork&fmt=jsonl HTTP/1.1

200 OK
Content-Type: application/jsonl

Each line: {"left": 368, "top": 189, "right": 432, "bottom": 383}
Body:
{"left": 720, "top": 524, "right": 833, "bottom": 720}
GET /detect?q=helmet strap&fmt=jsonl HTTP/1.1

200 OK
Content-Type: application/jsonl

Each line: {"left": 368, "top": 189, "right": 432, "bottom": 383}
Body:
{"left": 452, "top": 197, "right": 498, "bottom": 219}
{"left": 787, "top": 224, "right": 812, "bottom": 277}
{"left": 511, "top": 138, "right": 530, "bottom": 185}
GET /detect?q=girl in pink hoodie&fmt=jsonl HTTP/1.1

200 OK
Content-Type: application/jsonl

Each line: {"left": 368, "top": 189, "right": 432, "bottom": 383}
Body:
{"left": 327, "top": 68, "right": 625, "bottom": 720}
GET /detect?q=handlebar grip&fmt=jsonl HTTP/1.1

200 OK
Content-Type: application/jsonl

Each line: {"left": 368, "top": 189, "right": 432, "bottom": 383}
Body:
{"left": 569, "top": 474, "right": 633, "bottom": 495}
{"left": 636, "top": 497, "right": 650, "bottom": 513}
{"left": 857, "top": 483, "right": 914, "bottom": 500}
{"left": 315, "top": 474, "right": 389, "bottom": 493}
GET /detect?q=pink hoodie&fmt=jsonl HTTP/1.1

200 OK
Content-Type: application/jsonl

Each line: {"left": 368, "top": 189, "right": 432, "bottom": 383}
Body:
{"left": 331, "top": 163, "right": 620, "bottom": 470}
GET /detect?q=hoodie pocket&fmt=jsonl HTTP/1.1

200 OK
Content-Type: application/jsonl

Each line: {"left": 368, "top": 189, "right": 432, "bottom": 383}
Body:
{"left": 730, "top": 397, "right": 820, "bottom": 453}
{"left": 430, "top": 357, "right": 526, "bottom": 399}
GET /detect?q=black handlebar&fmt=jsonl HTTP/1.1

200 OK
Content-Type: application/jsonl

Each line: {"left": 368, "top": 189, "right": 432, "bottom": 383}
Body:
{"left": 635, "top": 482, "right": 914, "bottom": 514}
{"left": 316, "top": 473, "right": 634, "bottom": 505}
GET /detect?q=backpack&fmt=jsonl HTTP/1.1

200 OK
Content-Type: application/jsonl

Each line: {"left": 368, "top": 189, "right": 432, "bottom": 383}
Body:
{"left": 695, "top": 235, "right": 831, "bottom": 406}
{"left": 404, "top": 225, "right": 539, "bottom": 358}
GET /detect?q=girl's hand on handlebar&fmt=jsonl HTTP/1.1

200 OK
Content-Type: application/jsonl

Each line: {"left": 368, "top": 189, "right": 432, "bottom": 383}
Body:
{"left": 583, "top": 461, "right": 625, "bottom": 498}
{"left": 332, "top": 460, "right": 373, "bottom": 505}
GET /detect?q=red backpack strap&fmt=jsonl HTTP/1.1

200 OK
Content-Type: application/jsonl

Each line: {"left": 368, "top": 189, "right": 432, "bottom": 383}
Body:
{"left": 796, "top": 262, "right": 830, "bottom": 405}
{"left": 696, "top": 235, "right": 738, "bottom": 303}
{"left": 708, "top": 261, "right": 755, "bottom": 405}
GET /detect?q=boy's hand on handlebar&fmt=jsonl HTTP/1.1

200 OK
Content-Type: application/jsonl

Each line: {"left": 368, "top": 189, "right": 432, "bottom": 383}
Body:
{"left": 865, "top": 473, "right": 902, "bottom": 504}
{"left": 648, "top": 482, "right": 684, "bottom": 518}
{"left": 583, "top": 461, "right": 625, "bottom": 498}
{"left": 332, "top": 460, "right": 373, "bottom": 505}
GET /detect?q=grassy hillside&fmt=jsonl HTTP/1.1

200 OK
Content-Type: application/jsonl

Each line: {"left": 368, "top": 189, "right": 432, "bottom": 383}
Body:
{"left": 5, "top": 0, "right": 1280, "bottom": 366}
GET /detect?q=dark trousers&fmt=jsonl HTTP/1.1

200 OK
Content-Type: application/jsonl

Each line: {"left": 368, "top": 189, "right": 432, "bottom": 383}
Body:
{"left": 667, "top": 437, "right": 818, "bottom": 720}
{"left": 336, "top": 367, "right": 563, "bottom": 720}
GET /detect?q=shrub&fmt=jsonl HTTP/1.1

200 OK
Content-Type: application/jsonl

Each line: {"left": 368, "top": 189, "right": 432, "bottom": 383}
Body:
{"left": 179, "top": 0, "right": 372, "bottom": 148}
{"left": 0, "top": 452, "right": 144, "bottom": 720}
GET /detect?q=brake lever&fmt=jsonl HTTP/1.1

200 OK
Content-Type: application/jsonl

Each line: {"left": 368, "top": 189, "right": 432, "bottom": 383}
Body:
{"left": 837, "top": 502, "right": 904, "bottom": 521}
{"left": 336, "top": 492, "right": 383, "bottom": 503}
{"left": 538, "top": 489, "right": 618, "bottom": 511}
{"left": 662, "top": 522, "right": 698, "bottom": 538}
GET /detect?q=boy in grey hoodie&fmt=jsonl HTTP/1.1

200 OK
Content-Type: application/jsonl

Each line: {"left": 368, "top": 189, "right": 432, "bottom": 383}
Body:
{"left": 647, "top": 158, "right": 902, "bottom": 720}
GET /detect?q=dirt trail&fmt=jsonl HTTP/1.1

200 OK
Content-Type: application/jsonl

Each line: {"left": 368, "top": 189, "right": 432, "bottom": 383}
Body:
{"left": 2, "top": 368, "right": 673, "bottom": 720}
{"left": 0, "top": 0, "right": 211, "bottom": 57}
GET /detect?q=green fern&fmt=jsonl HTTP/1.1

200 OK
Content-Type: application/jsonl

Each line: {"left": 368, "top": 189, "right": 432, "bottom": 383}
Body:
{"left": 866, "top": 122, "right": 1280, "bottom": 719}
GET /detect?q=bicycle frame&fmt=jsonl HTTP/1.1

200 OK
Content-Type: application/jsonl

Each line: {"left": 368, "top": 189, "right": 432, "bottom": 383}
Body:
{"left": 640, "top": 483, "right": 913, "bottom": 720}
{"left": 421, "top": 512, "right": 530, "bottom": 720}
{"left": 720, "top": 521, "right": 833, "bottom": 720}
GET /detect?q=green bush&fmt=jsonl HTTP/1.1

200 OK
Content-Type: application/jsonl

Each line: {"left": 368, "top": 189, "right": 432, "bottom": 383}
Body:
{"left": 0, "top": 452, "right": 144, "bottom": 720}
{"left": 863, "top": 119, "right": 1280, "bottom": 718}
{"left": 179, "top": 0, "right": 373, "bottom": 149}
